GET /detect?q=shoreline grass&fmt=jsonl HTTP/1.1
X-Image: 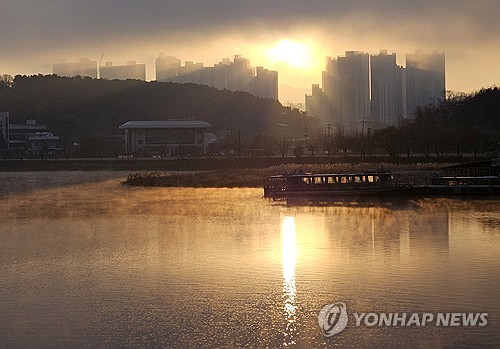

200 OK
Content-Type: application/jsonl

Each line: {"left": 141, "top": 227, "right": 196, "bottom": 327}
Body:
{"left": 122, "top": 162, "right": 453, "bottom": 187}
{"left": 0, "top": 156, "right": 472, "bottom": 172}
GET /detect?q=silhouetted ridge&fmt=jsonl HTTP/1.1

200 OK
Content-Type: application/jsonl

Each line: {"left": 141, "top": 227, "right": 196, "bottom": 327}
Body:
{"left": 0, "top": 75, "right": 312, "bottom": 142}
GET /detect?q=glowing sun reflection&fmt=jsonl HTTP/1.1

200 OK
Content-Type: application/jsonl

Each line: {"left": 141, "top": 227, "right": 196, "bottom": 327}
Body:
{"left": 281, "top": 216, "right": 297, "bottom": 346}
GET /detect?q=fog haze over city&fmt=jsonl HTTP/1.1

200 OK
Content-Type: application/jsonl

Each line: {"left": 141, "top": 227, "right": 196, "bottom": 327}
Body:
{"left": 1, "top": 0, "right": 499, "bottom": 101}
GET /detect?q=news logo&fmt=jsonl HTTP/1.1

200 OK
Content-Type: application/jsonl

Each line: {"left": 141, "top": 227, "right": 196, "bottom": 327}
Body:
{"left": 318, "top": 302, "right": 349, "bottom": 337}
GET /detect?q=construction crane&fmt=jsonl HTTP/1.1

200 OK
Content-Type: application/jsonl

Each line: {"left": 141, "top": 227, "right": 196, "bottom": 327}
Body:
{"left": 98, "top": 53, "right": 104, "bottom": 79}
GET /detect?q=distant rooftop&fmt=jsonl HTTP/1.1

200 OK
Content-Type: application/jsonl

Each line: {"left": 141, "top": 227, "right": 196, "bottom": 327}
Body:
{"left": 119, "top": 120, "right": 212, "bottom": 129}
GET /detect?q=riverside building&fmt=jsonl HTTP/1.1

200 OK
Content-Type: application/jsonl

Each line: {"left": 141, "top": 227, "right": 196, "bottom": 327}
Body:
{"left": 119, "top": 120, "right": 212, "bottom": 156}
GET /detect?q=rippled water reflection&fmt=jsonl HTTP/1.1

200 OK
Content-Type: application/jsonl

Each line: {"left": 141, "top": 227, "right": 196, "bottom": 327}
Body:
{"left": 282, "top": 216, "right": 297, "bottom": 347}
{"left": 0, "top": 172, "right": 499, "bottom": 348}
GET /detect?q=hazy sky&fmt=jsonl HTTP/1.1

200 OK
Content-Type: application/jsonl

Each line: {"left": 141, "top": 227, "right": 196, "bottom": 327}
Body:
{"left": 1, "top": 0, "right": 499, "bottom": 102}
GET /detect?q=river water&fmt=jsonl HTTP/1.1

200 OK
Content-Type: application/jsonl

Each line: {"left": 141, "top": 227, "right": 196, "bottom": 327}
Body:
{"left": 0, "top": 172, "right": 499, "bottom": 348}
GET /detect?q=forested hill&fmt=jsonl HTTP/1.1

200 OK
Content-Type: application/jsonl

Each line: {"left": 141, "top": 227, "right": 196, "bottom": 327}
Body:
{"left": 0, "top": 75, "right": 314, "bottom": 141}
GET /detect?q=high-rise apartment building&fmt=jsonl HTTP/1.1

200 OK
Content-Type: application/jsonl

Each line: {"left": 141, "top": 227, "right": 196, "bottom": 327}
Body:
{"left": 100, "top": 61, "right": 146, "bottom": 81}
{"left": 227, "top": 55, "right": 253, "bottom": 92}
{"left": 180, "top": 61, "right": 205, "bottom": 84}
{"left": 405, "top": 51, "right": 446, "bottom": 117}
{"left": 53, "top": 57, "right": 97, "bottom": 78}
{"left": 252, "top": 67, "right": 279, "bottom": 100}
{"left": 305, "top": 84, "right": 327, "bottom": 122}
{"left": 320, "top": 51, "right": 370, "bottom": 132}
{"left": 339, "top": 51, "right": 370, "bottom": 130}
{"left": 155, "top": 54, "right": 278, "bottom": 100}
{"left": 371, "top": 50, "right": 404, "bottom": 127}
{"left": 307, "top": 49, "right": 445, "bottom": 132}
{"left": 156, "top": 54, "right": 182, "bottom": 82}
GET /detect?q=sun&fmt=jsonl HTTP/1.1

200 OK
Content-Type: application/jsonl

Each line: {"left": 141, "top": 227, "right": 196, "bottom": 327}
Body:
{"left": 265, "top": 40, "right": 312, "bottom": 69}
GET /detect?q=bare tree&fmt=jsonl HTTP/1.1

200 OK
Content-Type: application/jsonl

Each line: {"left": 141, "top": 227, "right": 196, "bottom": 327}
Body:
{"left": 373, "top": 127, "right": 403, "bottom": 159}
{"left": 276, "top": 138, "right": 289, "bottom": 158}
{"left": 306, "top": 137, "right": 319, "bottom": 157}
{"left": 293, "top": 139, "right": 305, "bottom": 158}
{"left": 334, "top": 128, "right": 351, "bottom": 157}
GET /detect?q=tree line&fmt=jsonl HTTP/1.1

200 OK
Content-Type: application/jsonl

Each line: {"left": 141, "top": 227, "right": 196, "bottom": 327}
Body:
{"left": 227, "top": 88, "right": 500, "bottom": 159}
{"left": 1, "top": 74, "right": 498, "bottom": 159}
{"left": 0, "top": 74, "right": 315, "bottom": 157}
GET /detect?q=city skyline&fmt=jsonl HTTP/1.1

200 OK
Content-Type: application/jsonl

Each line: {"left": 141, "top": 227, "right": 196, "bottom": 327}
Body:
{"left": 51, "top": 54, "right": 278, "bottom": 100}
{"left": 306, "top": 50, "right": 446, "bottom": 130}
{"left": 155, "top": 54, "right": 278, "bottom": 100}
{"left": 1, "top": 1, "right": 499, "bottom": 103}
{"left": 49, "top": 50, "right": 447, "bottom": 131}
{"left": 48, "top": 49, "right": 444, "bottom": 107}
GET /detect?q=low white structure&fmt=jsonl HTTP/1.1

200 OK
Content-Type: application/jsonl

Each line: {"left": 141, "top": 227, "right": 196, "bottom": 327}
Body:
{"left": 28, "top": 132, "right": 61, "bottom": 155}
{"left": 119, "top": 120, "right": 212, "bottom": 156}
{"left": 8, "top": 119, "right": 50, "bottom": 152}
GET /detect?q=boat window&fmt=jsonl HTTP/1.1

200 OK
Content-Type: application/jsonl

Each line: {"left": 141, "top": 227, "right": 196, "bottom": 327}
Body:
{"left": 314, "top": 177, "right": 323, "bottom": 184}
{"left": 328, "top": 176, "right": 335, "bottom": 184}
{"left": 341, "top": 176, "right": 348, "bottom": 184}
{"left": 374, "top": 176, "right": 379, "bottom": 183}
{"left": 354, "top": 176, "right": 363, "bottom": 183}
{"left": 367, "top": 176, "right": 374, "bottom": 183}
{"left": 302, "top": 177, "right": 309, "bottom": 184}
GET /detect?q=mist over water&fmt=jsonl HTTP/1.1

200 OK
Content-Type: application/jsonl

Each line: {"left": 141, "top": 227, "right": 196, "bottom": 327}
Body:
{"left": 0, "top": 172, "right": 499, "bottom": 347}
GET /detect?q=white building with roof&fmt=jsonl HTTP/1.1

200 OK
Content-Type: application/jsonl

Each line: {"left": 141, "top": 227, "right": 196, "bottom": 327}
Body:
{"left": 119, "top": 120, "right": 213, "bottom": 156}
{"left": 28, "top": 132, "right": 61, "bottom": 155}
{"left": 8, "top": 119, "right": 48, "bottom": 152}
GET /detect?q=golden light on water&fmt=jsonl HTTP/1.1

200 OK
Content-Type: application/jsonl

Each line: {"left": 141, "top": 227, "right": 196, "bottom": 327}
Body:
{"left": 281, "top": 215, "right": 297, "bottom": 346}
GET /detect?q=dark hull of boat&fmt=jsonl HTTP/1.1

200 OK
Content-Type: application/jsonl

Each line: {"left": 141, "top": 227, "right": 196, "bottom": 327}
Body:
{"left": 264, "top": 187, "right": 410, "bottom": 199}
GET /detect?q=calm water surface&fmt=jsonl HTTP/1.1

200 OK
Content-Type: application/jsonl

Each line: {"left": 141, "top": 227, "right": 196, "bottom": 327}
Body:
{"left": 0, "top": 172, "right": 499, "bottom": 348}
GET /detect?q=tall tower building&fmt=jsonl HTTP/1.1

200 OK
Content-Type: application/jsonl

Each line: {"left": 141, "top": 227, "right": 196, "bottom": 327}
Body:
{"left": 305, "top": 84, "right": 327, "bottom": 122}
{"left": 155, "top": 54, "right": 278, "bottom": 100}
{"left": 371, "top": 50, "right": 404, "bottom": 127}
{"left": 405, "top": 51, "right": 445, "bottom": 117}
{"left": 100, "top": 61, "right": 146, "bottom": 81}
{"left": 227, "top": 55, "right": 253, "bottom": 93}
{"left": 252, "top": 67, "right": 278, "bottom": 99}
{"left": 323, "top": 51, "right": 370, "bottom": 132}
{"left": 156, "top": 54, "right": 182, "bottom": 82}
{"left": 53, "top": 57, "right": 97, "bottom": 78}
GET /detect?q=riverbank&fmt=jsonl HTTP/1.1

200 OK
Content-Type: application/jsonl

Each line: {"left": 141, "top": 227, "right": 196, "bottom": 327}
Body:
{"left": 0, "top": 156, "right": 470, "bottom": 172}
{"left": 122, "top": 163, "right": 451, "bottom": 187}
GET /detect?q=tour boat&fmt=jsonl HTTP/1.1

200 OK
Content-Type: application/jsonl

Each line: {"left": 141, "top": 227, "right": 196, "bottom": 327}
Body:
{"left": 263, "top": 167, "right": 500, "bottom": 200}
{"left": 263, "top": 171, "right": 402, "bottom": 200}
